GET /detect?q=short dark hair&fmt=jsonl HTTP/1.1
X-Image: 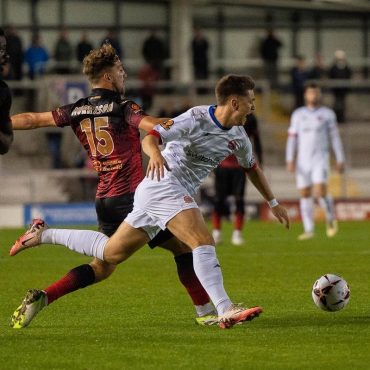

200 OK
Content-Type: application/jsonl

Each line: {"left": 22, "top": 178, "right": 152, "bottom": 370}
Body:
{"left": 304, "top": 82, "right": 320, "bottom": 92}
{"left": 82, "top": 43, "right": 119, "bottom": 83}
{"left": 0, "top": 28, "right": 4, "bottom": 37}
{"left": 215, "top": 74, "right": 255, "bottom": 105}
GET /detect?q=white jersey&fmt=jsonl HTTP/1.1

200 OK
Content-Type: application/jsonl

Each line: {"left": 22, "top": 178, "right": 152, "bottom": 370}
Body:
{"left": 286, "top": 106, "right": 345, "bottom": 168}
{"left": 153, "top": 105, "right": 256, "bottom": 197}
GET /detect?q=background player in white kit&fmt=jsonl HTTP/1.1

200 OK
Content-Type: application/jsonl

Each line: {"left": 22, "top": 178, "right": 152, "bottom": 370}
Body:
{"left": 10, "top": 74, "right": 290, "bottom": 329}
{"left": 286, "top": 83, "right": 345, "bottom": 240}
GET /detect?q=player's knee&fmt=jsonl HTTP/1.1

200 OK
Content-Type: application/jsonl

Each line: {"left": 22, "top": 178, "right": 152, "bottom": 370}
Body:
{"left": 104, "top": 254, "right": 122, "bottom": 265}
{"left": 90, "top": 262, "right": 116, "bottom": 282}
{"left": 197, "top": 233, "right": 215, "bottom": 247}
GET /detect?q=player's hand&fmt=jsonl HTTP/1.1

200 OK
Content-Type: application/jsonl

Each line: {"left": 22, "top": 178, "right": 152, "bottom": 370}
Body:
{"left": 146, "top": 152, "right": 171, "bottom": 181}
{"left": 286, "top": 162, "right": 295, "bottom": 173}
{"left": 336, "top": 162, "right": 345, "bottom": 174}
{"left": 271, "top": 204, "right": 290, "bottom": 229}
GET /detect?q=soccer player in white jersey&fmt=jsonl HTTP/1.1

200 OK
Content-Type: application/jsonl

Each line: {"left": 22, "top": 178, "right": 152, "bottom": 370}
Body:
{"left": 286, "top": 83, "right": 345, "bottom": 240}
{"left": 10, "top": 74, "right": 290, "bottom": 329}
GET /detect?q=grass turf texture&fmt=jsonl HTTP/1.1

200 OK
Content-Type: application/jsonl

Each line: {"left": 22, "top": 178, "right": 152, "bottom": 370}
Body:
{"left": 0, "top": 221, "right": 369, "bottom": 369}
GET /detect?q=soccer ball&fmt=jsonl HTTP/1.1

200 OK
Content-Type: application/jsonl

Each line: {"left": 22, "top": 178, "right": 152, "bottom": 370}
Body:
{"left": 312, "top": 274, "right": 350, "bottom": 312}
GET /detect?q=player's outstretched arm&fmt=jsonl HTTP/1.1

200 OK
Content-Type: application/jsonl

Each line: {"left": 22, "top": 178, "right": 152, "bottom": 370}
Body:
{"left": 142, "top": 133, "right": 170, "bottom": 181}
{"left": 138, "top": 116, "right": 169, "bottom": 133}
{"left": 11, "top": 112, "right": 56, "bottom": 130}
{"left": 247, "top": 166, "right": 290, "bottom": 229}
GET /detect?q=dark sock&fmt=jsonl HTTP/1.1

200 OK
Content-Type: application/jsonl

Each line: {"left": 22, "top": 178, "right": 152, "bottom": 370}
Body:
{"left": 44, "top": 264, "right": 95, "bottom": 305}
{"left": 175, "top": 252, "right": 210, "bottom": 306}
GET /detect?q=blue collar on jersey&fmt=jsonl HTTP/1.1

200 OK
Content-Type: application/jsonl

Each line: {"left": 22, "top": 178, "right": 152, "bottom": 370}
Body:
{"left": 209, "top": 105, "right": 231, "bottom": 131}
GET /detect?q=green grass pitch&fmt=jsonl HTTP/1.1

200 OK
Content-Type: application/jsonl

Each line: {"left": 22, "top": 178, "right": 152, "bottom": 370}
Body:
{"left": 0, "top": 221, "right": 369, "bottom": 369}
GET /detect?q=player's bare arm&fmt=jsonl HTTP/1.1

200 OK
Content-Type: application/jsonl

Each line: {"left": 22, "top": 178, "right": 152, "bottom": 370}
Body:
{"left": 142, "top": 133, "right": 170, "bottom": 181}
{"left": 138, "top": 116, "right": 169, "bottom": 133}
{"left": 11, "top": 112, "right": 56, "bottom": 129}
{"left": 247, "top": 166, "right": 290, "bottom": 229}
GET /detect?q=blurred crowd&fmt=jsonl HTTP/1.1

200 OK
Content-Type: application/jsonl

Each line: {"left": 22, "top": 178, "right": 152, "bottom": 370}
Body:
{"left": 3, "top": 25, "right": 362, "bottom": 122}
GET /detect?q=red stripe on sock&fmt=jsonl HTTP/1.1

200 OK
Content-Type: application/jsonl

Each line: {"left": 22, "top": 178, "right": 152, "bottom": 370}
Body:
{"left": 44, "top": 271, "right": 81, "bottom": 304}
{"left": 212, "top": 212, "right": 221, "bottom": 230}
{"left": 234, "top": 213, "right": 244, "bottom": 231}
{"left": 44, "top": 264, "right": 95, "bottom": 304}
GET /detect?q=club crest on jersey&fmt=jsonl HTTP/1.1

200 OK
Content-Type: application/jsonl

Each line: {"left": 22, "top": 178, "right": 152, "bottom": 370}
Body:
{"left": 183, "top": 195, "right": 194, "bottom": 204}
{"left": 228, "top": 140, "right": 237, "bottom": 150}
{"left": 54, "top": 108, "right": 64, "bottom": 118}
{"left": 160, "top": 119, "right": 174, "bottom": 131}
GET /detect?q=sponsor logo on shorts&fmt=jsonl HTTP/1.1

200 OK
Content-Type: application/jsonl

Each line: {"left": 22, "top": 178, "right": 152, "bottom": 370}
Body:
{"left": 160, "top": 119, "right": 174, "bottom": 130}
{"left": 183, "top": 195, "right": 194, "bottom": 203}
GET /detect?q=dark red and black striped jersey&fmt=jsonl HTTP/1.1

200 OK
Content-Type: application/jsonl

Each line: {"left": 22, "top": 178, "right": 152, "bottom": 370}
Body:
{"left": 52, "top": 88, "right": 147, "bottom": 198}
{"left": 0, "top": 79, "right": 13, "bottom": 154}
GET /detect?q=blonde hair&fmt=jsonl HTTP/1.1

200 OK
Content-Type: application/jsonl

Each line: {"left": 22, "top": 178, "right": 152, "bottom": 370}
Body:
{"left": 82, "top": 43, "right": 119, "bottom": 83}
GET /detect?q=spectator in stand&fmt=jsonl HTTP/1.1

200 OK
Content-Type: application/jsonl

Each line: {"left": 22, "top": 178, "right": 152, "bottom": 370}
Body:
{"left": 329, "top": 50, "right": 352, "bottom": 123}
{"left": 142, "top": 30, "right": 166, "bottom": 77}
{"left": 54, "top": 28, "right": 73, "bottom": 74}
{"left": 191, "top": 27, "right": 209, "bottom": 80}
{"left": 101, "top": 29, "right": 122, "bottom": 58}
{"left": 308, "top": 53, "right": 326, "bottom": 80}
{"left": 291, "top": 55, "right": 309, "bottom": 109}
{"left": 24, "top": 34, "right": 49, "bottom": 79}
{"left": 138, "top": 63, "right": 160, "bottom": 112}
{"left": 212, "top": 113, "right": 263, "bottom": 246}
{"left": 259, "top": 29, "right": 283, "bottom": 89}
{"left": 76, "top": 32, "right": 93, "bottom": 63}
{"left": 4, "top": 25, "right": 23, "bottom": 81}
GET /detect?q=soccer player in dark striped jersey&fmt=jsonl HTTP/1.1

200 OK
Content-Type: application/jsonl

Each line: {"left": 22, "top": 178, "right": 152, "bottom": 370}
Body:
{"left": 0, "top": 27, "right": 13, "bottom": 154}
{"left": 10, "top": 44, "right": 216, "bottom": 328}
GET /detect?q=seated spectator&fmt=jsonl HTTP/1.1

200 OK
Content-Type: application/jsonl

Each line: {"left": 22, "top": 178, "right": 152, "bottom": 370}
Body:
{"left": 138, "top": 63, "right": 160, "bottom": 111}
{"left": 329, "top": 50, "right": 352, "bottom": 123}
{"left": 308, "top": 53, "right": 326, "bottom": 80}
{"left": 76, "top": 32, "right": 93, "bottom": 63}
{"left": 54, "top": 28, "right": 73, "bottom": 74}
{"left": 142, "top": 30, "right": 166, "bottom": 77}
{"left": 24, "top": 34, "right": 49, "bottom": 79}
{"left": 4, "top": 25, "right": 23, "bottom": 81}
{"left": 191, "top": 27, "right": 209, "bottom": 80}
{"left": 291, "top": 55, "right": 309, "bottom": 109}
{"left": 101, "top": 29, "right": 122, "bottom": 58}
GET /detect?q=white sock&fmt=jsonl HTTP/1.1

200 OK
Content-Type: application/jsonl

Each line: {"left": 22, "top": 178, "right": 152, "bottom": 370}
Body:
{"left": 192, "top": 246, "right": 231, "bottom": 315}
{"left": 300, "top": 197, "right": 314, "bottom": 233}
{"left": 195, "top": 302, "right": 215, "bottom": 317}
{"left": 319, "top": 196, "right": 335, "bottom": 223}
{"left": 41, "top": 229, "right": 108, "bottom": 261}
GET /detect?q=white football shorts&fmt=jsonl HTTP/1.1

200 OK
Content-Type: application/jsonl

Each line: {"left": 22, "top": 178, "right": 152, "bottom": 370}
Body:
{"left": 296, "top": 161, "right": 329, "bottom": 189}
{"left": 124, "top": 175, "right": 198, "bottom": 239}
